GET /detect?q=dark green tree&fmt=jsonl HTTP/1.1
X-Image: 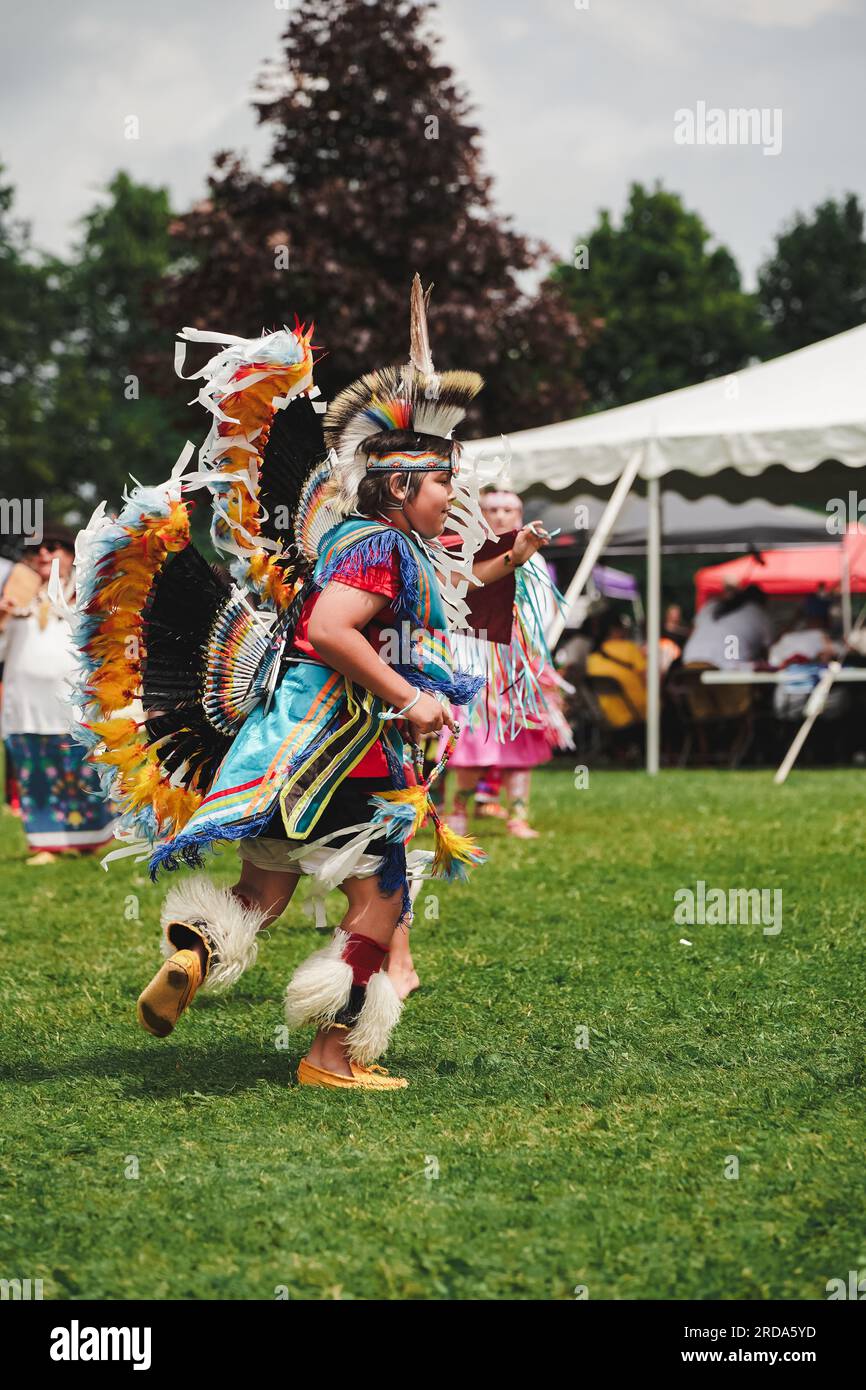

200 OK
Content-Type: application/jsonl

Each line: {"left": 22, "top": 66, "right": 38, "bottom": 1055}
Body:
{"left": 758, "top": 193, "right": 866, "bottom": 356}
{"left": 47, "top": 172, "right": 186, "bottom": 515}
{"left": 0, "top": 167, "right": 60, "bottom": 523}
{"left": 166, "top": 0, "right": 588, "bottom": 434}
{"left": 551, "top": 182, "right": 763, "bottom": 409}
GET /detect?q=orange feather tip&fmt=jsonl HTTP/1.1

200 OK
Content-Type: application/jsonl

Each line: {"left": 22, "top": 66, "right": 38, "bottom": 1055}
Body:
{"left": 432, "top": 819, "right": 488, "bottom": 881}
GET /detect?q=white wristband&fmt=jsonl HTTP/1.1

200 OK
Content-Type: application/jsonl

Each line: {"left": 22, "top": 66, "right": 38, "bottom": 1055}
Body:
{"left": 378, "top": 688, "right": 422, "bottom": 720}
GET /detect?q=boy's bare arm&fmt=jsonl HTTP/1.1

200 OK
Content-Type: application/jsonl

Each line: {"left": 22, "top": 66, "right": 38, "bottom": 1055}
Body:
{"left": 307, "top": 582, "right": 455, "bottom": 734}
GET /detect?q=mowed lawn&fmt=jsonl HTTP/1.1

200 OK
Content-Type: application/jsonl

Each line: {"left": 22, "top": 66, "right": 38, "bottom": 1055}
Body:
{"left": 1, "top": 767, "right": 865, "bottom": 1301}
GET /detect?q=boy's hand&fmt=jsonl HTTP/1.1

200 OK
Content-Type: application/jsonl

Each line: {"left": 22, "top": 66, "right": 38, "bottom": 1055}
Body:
{"left": 406, "top": 692, "right": 457, "bottom": 736}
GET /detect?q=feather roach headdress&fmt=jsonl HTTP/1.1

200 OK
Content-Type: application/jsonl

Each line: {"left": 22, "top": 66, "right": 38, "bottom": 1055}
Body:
{"left": 323, "top": 274, "right": 484, "bottom": 515}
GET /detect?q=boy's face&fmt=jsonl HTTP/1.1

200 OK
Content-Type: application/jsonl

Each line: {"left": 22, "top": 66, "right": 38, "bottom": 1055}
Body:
{"left": 402, "top": 469, "right": 455, "bottom": 539}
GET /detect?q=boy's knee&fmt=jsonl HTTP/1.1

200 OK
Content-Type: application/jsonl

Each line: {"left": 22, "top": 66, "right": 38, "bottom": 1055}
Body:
{"left": 234, "top": 872, "right": 294, "bottom": 922}
{"left": 340, "top": 878, "right": 403, "bottom": 922}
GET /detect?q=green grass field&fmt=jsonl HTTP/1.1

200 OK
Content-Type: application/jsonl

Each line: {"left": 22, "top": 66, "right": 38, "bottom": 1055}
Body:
{"left": 1, "top": 767, "right": 865, "bottom": 1301}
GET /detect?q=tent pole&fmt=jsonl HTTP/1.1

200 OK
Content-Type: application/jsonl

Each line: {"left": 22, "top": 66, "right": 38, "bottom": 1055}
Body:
{"left": 841, "top": 538, "right": 852, "bottom": 638}
{"left": 646, "top": 474, "right": 662, "bottom": 775}
{"left": 775, "top": 593, "right": 866, "bottom": 785}
{"left": 545, "top": 444, "right": 644, "bottom": 651}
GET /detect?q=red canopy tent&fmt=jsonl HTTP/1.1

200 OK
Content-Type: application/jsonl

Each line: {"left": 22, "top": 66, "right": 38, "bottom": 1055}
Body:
{"left": 694, "top": 529, "right": 866, "bottom": 608}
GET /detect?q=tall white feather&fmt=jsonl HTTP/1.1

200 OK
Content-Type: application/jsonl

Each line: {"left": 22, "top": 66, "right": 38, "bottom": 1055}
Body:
{"left": 408, "top": 272, "right": 435, "bottom": 376}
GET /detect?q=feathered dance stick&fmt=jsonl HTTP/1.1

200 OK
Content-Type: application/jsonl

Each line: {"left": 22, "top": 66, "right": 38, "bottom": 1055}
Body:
{"left": 369, "top": 723, "right": 487, "bottom": 882}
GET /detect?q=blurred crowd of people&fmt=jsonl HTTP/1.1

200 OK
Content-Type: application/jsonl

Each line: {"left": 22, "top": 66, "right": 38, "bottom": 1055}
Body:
{"left": 556, "top": 581, "right": 865, "bottom": 766}
{"left": 0, "top": 528, "right": 116, "bottom": 864}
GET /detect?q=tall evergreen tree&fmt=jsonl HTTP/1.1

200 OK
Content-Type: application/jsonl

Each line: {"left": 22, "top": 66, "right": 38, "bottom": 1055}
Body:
{"left": 0, "top": 167, "right": 59, "bottom": 525}
{"left": 758, "top": 193, "right": 866, "bottom": 356}
{"left": 166, "top": 0, "right": 587, "bottom": 434}
{"left": 47, "top": 172, "right": 186, "bottom": 514}
{"left": 551, "top": 182, "right": 763, "bottom": 409}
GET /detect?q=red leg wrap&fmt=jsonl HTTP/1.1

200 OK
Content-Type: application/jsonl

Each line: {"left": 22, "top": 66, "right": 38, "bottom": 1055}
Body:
{"left": 341, "top": 932, "right": 388, "bottom": 986}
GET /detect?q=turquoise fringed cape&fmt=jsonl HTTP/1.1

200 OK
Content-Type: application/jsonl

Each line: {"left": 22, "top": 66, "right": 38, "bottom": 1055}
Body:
{"left": 150, "top": 518, "right": 483, "bottom": 878}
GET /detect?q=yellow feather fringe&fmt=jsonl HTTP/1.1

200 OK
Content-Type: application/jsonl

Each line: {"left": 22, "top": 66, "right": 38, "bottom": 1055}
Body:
{"left": 83, "top": 504, "right": 204, "bottom": 839}
{"left": 373, "top": 784, "right": 430, "bottom": 840}
{"left": 432, "top": 817, "right": 487, "bottom": 880}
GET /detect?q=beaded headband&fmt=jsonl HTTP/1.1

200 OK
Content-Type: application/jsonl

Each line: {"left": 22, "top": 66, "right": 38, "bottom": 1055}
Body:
{"left": 365, "top": 448, "right": 458, "bottom": 474}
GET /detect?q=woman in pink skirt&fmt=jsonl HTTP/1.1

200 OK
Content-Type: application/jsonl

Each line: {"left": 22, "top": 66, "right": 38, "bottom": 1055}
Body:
{"left": 446, "top": 490, "right": 571, "bottom": 840}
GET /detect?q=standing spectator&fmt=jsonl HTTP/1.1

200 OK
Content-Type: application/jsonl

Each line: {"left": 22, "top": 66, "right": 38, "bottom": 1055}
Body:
{"left": 660, "top": 603, "right": 687, "bottom": 676}
{"left": 663, "top": 603, "right": 689, "bottom": 645}
{"left": 0, "top": 524, "right": 116, "bottom": 864}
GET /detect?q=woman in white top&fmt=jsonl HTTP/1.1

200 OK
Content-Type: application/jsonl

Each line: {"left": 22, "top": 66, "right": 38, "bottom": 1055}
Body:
{"left": 0, "top": 525, "right": 115, "bottom": 864}
{"left": 683, "top": 584, "right": 773, "bottom": 669}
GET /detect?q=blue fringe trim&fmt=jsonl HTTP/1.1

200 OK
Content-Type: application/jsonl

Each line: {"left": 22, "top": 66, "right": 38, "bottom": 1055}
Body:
{"left": 391, "top": 664, "right": 484, "bottom": 706}
{"left": 315, "top": 528, "right": 422, "bottom": 623}
{"left": 148, "top": 808, "right": 276, "bottom": 879}
{"left": 378, "top": 839, "right": 409, "bottom": 902}
{"left": 383, "top": 736, "right": 408, "bottom": 790}
{"left": 379, "top": 736, "right": 411, "bottom": 915}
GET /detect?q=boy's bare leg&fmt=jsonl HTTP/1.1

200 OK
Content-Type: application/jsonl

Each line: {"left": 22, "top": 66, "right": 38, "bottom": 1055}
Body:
{"left": 387, "top": 872, "right": 423, "bottom": 998}
{"left": 182, "top": 863, "right": 300, "bottom": 976}
{"left": 306, "top": 875, "right": 404, "bottom": 1077}
{"left": 387, "top": 917, "right": 420, "bottom": 1000}
{"left": 236, "top": 862, "right": 301, "bottom": 922}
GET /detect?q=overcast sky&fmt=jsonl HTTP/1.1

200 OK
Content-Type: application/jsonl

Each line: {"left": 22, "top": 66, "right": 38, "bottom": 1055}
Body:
{"left": 3, "top": 0, "right": 864, "bottom": 286}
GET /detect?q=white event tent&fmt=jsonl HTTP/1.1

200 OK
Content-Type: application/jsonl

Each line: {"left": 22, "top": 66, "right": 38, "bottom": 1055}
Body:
{"left": 469, "top": 323, "right": 866, "bottom": 773}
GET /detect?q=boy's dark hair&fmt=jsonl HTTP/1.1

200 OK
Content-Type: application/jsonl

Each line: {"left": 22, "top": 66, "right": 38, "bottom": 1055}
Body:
{"left": 356, "top": 470, "right": 424, "bottom": 517}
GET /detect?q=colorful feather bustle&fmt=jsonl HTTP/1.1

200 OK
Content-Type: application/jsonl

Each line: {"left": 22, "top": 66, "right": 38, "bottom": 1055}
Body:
{"left": 202, "top": 593, "right": 279, "bottom": 734}
{"left": 294, "top": 458, "right": 339, "bottom": 563}
{"left": 176, "top": 321, "right": 319, "bottom": 604}
{"left": 71, "top": 463, "right": 204, "bottom": 846}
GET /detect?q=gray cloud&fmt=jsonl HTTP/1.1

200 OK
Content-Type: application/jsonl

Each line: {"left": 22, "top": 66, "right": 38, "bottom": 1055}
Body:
{"left": 2, "top": 0, "right": 864, "bottom": 288}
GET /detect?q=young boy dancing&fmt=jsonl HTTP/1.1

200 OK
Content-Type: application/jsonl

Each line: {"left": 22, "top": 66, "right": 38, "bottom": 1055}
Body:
{"left": 71, "top": 278, "right": 548, "bottom": 1089}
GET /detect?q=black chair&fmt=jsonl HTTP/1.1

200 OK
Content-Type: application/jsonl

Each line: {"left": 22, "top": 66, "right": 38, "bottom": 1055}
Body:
{"left": 664, "top": 663, "right": 753, "bottom": 768}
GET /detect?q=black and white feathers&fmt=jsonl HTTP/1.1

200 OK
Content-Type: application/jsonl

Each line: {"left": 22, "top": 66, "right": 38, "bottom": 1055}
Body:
{"left": 322, "top": 273, "right": 484, "bottom": 517}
